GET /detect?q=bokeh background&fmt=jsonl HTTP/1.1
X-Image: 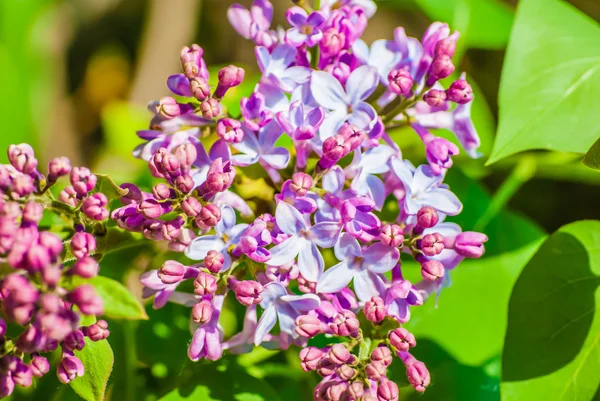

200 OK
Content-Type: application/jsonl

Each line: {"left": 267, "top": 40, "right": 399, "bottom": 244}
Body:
{"left": 1, "top": 0, "right": 599, "bottom": 400}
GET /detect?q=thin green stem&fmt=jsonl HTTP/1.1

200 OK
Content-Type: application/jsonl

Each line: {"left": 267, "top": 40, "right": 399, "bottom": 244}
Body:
{"left": 123, "top": 321, "right": 139, "bottom": 401}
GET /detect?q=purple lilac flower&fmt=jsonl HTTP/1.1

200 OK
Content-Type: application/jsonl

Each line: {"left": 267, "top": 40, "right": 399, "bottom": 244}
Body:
{"left": 228, "top": 0, "right": 277, "bottom": 48}
{"left": 385, "top": 280, "right": 423, "bottom": 323}
{"left": 188, "top": 295, "right": 224, "bottom": 361}
{"left": 256, "top": 45, "right": 311, "bottom": 92}
{"left": 285, "top": 7, "right": 326, "bottom": 47}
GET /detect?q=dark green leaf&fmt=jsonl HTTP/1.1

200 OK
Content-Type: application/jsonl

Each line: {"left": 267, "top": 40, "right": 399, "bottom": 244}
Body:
{"left": 73, "top": 275, "right": 148, "bottom": 320}
{"left": 582, "top": 137, "right": 600, "bottom": 170}
{"left": 489, "top": 0, "right": 600, "bottom": 164}
{"left": 502, "top": 220, "right": 600, "bottom": 400}
{"left": 70, "top": 338, "right": 114, "bottom": 401}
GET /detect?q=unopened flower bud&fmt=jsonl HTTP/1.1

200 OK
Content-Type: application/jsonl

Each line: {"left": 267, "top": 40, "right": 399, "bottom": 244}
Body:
{"left": 175, "top": 174, "right": 195, "bottom": 194}
{"left": 364, "top": 296, "right": 386, "bottom": 322}
{"left": 195, "top": 203, "right": 221, "bottom": 230}
{"left": 371, "top": 346, "right": 393, "bottom": 366}
{"left": 72, "top": 256, "right": 99, "bottom": 278}
{"left": 158, "top": 260, "right": 185, "bottom": 284}
{"left": 427, "top": 55, "right": 455, "bottom": 85}
{"left": 328, "top": 344, "right": 351, "bottom": 365}
{"left": 329, "top": 310, "right": 360, "bottom": 337}
{"left": 321, "top": 28, "right": 345, "bottom": 56}
{"left": 347, "top": 381, "right": 365, "bottom": 400}
{"left": 388, "top": 69, "right": 413, "bottom": 97}
{"left": 22, "top": 201, "right": 43, "bottom": 224}
{"left": 62, "top": 329, "right": 85, "bottom": 352}
{"left": 152, "top": 183, "right": 173, "bottom": 200}
{"left": 85, "top": 320, "right": 110, "bottom": 342}
{"left": 161, "top": 218, "right": 182, "bottom": 241}
{"left": 389, "top": 327, "right": 416, "bottom": 351}
{"left": 26, "top": 245, "right": 51, "bottom": 272}
{"left": 12, "top": 175, "right": 35, "bottom": 197}
{"left": 317, "top": 358, "right": 337, "bottom": 377}
{"left": 423, "top": 89, "right": 447, "bottom": 108}
{"left": 295, "top": 314, "right": 323, "bottom": 338}
{"left": 194, "top": 272, "right": 217, "bottom": 296}
{"left": 0, "top": 373, "right": 14, "bottom": 397}
{"left": 69, "top": 285, "right": 103, "bottom": 315}
{"left": 447, "top": 79, "right": 473, "bottom": 104}
{"left": 59, "top": 186, "right": 78, "bottom": 207}
{"left": 232, "top": 280, "right": 263, "bottom": 306}
{"left": 157, "top": 97, "right": 181, "bottom": 119}
{"left": 181, "top": 197, "right": 203, "bottom": 218}
{"left": 29, "top": 356, "right": 50, "bottom": 377}
{"left": 326, "top": 381, "right": 349, "bottom": 401}
{"left": 204, "top": 250, "right": 224, "bottom": 273}
{"left": 173, "top": 143, "right": 197, "bottom": 173}
{"left": 379, "top": 224, "right": 403, "bottom": 247}
{"left": 454, "top": 231, "right": 488, "bottom": 258}
{"left": 39, "top": 231, "right": 63, "bottom": 261}
{"left": 190, "top": 77, "right": 210, "bottom": 100}
{"left": 200, "top": 98, "right": 221, "bottom": 119}
{"left": 406, "top": 360, "right": 430, "bottom": 392}
{"left": 9, "top": 358, "right": 33, "bottom": 388}
{"left": 420, "top": 258, "right": 445, "bottom": 281}
{"left": 299, "top": 347, "right": 324, "bottom": 371}
{"left": 81, "top": 193, "right": 109, "bottom": 221}
{"left": 216, "top": 118, "right": 244, "bottom": 143}
{"left": 419, "top": 232, "right": 444, "bottom": 256}
{"left": 191, "top": 300, "right": 213, "bottom": 324}
{"left": 161, "top": 153, "right": 181, "bottom": 178}
{"left": 70, "top": 232, "right": 96, "bottom": 259}
{"left": 57, "top": 354, "right": 84, "bottom": 384}
{"left": 290, "top": 172, "right": 313, "bottom": 196}
{"left": 214, "top": 65, "right": 245, "bottom": 98}
{"left": 297, "top": 275, "right": 316, "bottom": 293}
{"left": 8, "top": 144, "right": 38, "bottom": 174}
{"left": 48, "top": 157, "right": 71, "bottom": 181}
{"left": 377, "top": 378, "right": 399, "bottom": 401}
{"left": 416, "top": 206, "right": 439, "bottom": 230}
{"left": 365, "top": 361, "right": 387, "bottom": 380}
{"left": 180, "top": 44, "right": 204, "bottom": 79}
{"left": 70, "top": 167, "right": 97, "bottom": 196}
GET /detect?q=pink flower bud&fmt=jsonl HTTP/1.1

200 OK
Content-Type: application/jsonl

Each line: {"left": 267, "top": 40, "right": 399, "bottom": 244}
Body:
{"left": 39, "top": 231, "right": 63, "bottom": 261}
{"left": 194, "top": 272, "right": 217, "bottom": 296}
{"left": 70, "top": 232, "right": 96, "bottom": 259}
{"left": 420, "top": 259, "right": 445, "bottom": 281}
{"left": 347, "top": 381, "right": 365, "bottom": 399}
{"left": 160, "top": 153, "right": 181, "bottom": 178}
{"left": 57, "top": 354, "right": 84, "bottom": 384}
{"left": 233, "top": 280, "right": 264, "bottom": 306}
{"left": 161, "top": 218, "right": 182, "bottom": 241}
{"left": 336, "top": 364, "right": 356, "bottom": 381}
{"left": 416, "top": 206, "right": 439, "bottom": 230}
{"left": 371, "top": 346, "right": 393, "bottom": 366}
{"left": 215, "top": 65, "right": 245, "bottom": 98}
{"left": 191, "top": 300, "right": 213, "bottom": 324}
{"left": 69, "top": 285, "right": 103, "bottom": 315}
{"left": 290, "top": 172, "right": 313, "bottom": 196}
{"left": 48, "top": 157, "right": 71, "bottom": 181}
{"left": 326, "top": 381, "right": 349, "bottom": 401}
{"left": 298, "top": 275, "right": 316, "bottom": 293}
{"left": 454, "top": 231, "right": 488, "bottom": 258}
{"left": 321, "top": 28, "right": 346, "bottom": 56}
{"left": 419, "top": 232, "right": 444, "bottom": 256}
{"left": 173, "top": 143, "right": 197, "bottom": 173}
{"left": 379, "top": 224, "right": 403, "bottom": 248}
{"left": 158, "top": 260, "right": 185, "bottom": 284}
{"left": 81, "top": 193, "right": 109, "bottom": 221}
{"left": 73, "top": 256, "right": 99, "bottom": 278}
{"left": 59, "top": 186, "right": 78, "bottom": 207}
{"left": 195, "top": 203, "right": 221, "bottom": 230}
{"left": 329, "top": 310, "right": 360, "bottom": 337}
{"left": 389, "top": 327, "right": 416, "bottom": 351}
{"left": 8, "top": 144, "right": 38, "bottom": 174}
{"left": 180, "top": 197, "right": 202, "bottom": 218}
{"left": 365, "top": 361, "right": 387, "bottom": 380}
{"left": 157, "top": 97, "right": 181, "bottom": 119}
{"left": 317, "top": 358, "right": 337, "bottom": 377}
{"left": 190, "top": 77, "right": 210, "bottom": 100}
{"left": 427, "top": 55, "right": 455, "bottom": 85}
{"left": 377, "top": 379, "right": 399, "bottom": 401}
{"left": 423, "top": 89, "right": 447, "bottom": 108}
{"left": 29, "top": 356, "right": 50, "bottom": 377}
{"left": 62, "top": 329, "right": 85, "bottom": 352}
{"left": 295, "top": 314, "right": 323, "bottom": 338}
{"left": 299, "top": 347, "right": 324, "bottom": 371}
{"left": 180, "top": 44, "right": 204, "bottom": 79}
{"left": 0, "top": 373, "right": 14, "bottom": 397}
{"left": 204, "top": 250, "right": 224, "bottom": 273}
{"left": 12, "top": 175, "right": 35, "bottom": 197}
{"left": 200, "top": 98, "right": 221, "bottom": 119}
{"left": 447, "top": 79, "right": 473, "bottom": 104}
{"left": 85, "top": 319, "right": 110, "bottom": 341}
{"left": 364, "top": 296, "right": 386, "bottom": 322}
{"left": 328, "top": 344, "right": 351, "bottom": 365}
{"left": 9, "top": 357, "right": 33, "bottom": 388}
{"left": 70, "top": 167, "right": 97, "bottom": 196}
{"left": 152, "top": 183, "right": 173, "bottom": 200}
{"left": 174, "top": 174, "right": 195, "bottom": 194}
{"left": 388, "top": 69, "right": 413, "bottom": 97}
{"left": 406, "top": 360, "right": 430, "bottom": 392}
{"left": 216, "top": 118, "right": 244, "bottom": 144}
{"left": 434, "top": 37, "right": 456, "bottom": 58}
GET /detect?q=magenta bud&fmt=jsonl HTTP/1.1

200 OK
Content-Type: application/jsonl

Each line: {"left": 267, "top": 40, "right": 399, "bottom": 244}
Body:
{"left": 317, "top": 358, "right": 337, "bottom": 377}
{"left": 389, "top": 327, "right": 416, "bottom": 351}
{"left": 161, "top": 218, "right": 182, "bottom": 241}
{"left": 326, "top": 381, "right": 349, "bottom": 401}
{"left": 454, "top": 231, "right": 488, "bottom": 258}
{"left": 70, "top": 232, "right": 97, "bottom": 259}
{"left": 158, "top": 260, "right": 185, "bottom": 284}
{"left": 161, "top": 153, "right": 181, "bottom": 178}
{"left": 12, "top": 175, "right": 35, "bottom": 197}
{"left": 371, "top": 346, "right": 393, "bottom": 367}
{"left": 39, "top": 231, "right": 63, "bottom": 261}
{"left": 30, "top": 356, "right": 50, "bottom": 377}
{"left": 70, "top": 167, "right": 97, "bottom": 196}
{"left": 8, "top": 144, "right": 38, "bottom": 174}
{"left": 206, "top": 172, "right": 229, "bottom": 193}
{"left": 0, "top": 319, "right": 5, "bottom": 337}
{"left": 290, "top": 172, "right": 313, "bottom": 196}
{"left": 138, "top": 199, "right": 163, "bottom": 219}
{"left": 180, "top": 44, "right": 204, "bottom": 79}
{"left": 379, "top": 224, "right": 404, "bottom": 248}
{"left": 85, "top": 320, "right": 110, "bottom": 341}
{"left": 321, "top": 28, "right": 345, "bottom": 56}
{"left": 173, "top": 143, "right": 197, "bottom": 173}
{"left": 204, "top": 250, "right": 224, "bottom": 273}
{"left": 423, "top": 89, "right": 447, "bottom": 108}
{"left": 329, "top": 310, "right": 360, "bottom": 337}
{"left": 190, "top": 77, "right": 210, "bottom": 100}
{"left": 82, "top": 193, "right": 109, "bottom": 220}
{"left": 233, "top": 280, "right": 264, "bottom": 306}
{"left": 295, "top": 314, "right": 323, "bottom": 338}
{"left": 69, "top": 284, "right": 104, "bottom": 316}
{"left": 157, "top": 97, "right": 181, "bottom": 119}
{"left": 47, "top": 156, "right": 71, "bottom": 181}
{"left": 195, "top": 203, "right": 221, "bottom": 231}
{"left": 328, "top": 344, "right": 351, "bottom": 365}
{"left": 193, "top": 272, "right": 217, "bottom": 296}
{"left": 447, "top": 79, "right": 473, "bottom": 104}
{"left": 191, "top": 300, "right": 213, "bottom": 324}
{"left": 200, "top": 98, "right": 221, "bottom": 119}
{"left": 428, "top": 55, "right": 455, "bottom": 84}
{"left": 388, "top": 69, "right": 413, "bottom": 97}
{"left": 420, "top": 259, "right": 445, "bottom": 281}
{"left": 9, "top": 358, "right": 33, "bottom": 388}
{"left": 365, "top": 361, "right": 387, "bottom": 381}
{"left": 406, "top": 360, "right": 430, "bottom": 392}
{"left": 299, "top": 347, "right": 324, "bottom": 372}
{"left": 297, "top": 275, "right": 316, "bottom": 293}
{"left": 0, "top": 373, "right": 14, "bottom": 397}
{"left": 216, "top": 118, "right": 244, "bottom": 144}
{"left": 152, "top": 183, "right": 173, "bottom": 200}
{"left": 62, "top": 329, "right": 85, "bottom": 352}
{"left": 26, "top": 245, "right": 51, "bottom": 272}
{"left": 215, "top": 65, "right": 245, "bottom": 98}
{"left": 58, "top": 186, "right": 78, "bottom": 207}
{"left": 347, "top": 381, "right": 365, "bottom": 399}
{"left": 181, "top": 197, "right": 203, "bottom": 217}
{"left": 364, "top": 296, "right": 386, "bottom": 323}
{"left": 434, "top": 37, "right": 456, "bottom": 58}
{"left": 41, "top": 266, "right": 62, "bottom": 288}
{"left": 416, "top": 206, "right": 439, "bottom": 230}
{"left": 72, "top": 256, "right": 99, "bottom": 278}
{"left": 22, "top": 201, "right": 43, "bottom": 224}
{"left": 377, "top": 378, "right": 399, "bottom": 401}
{"left": 419, "top": 232, "right": 444, "bottom": 256}
{"left": 57, "top": 354, "right": 85, "bottom": 384}
{"left": 120, "top": 183, "right": 142, "bottom": 205}
{"left": 175, "top": 174, "right": 195, "bottom": 194}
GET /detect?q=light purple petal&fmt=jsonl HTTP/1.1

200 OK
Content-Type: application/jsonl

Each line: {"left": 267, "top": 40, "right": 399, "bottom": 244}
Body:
{"left": 364, "top": 243, "right": 399, "bottom": 273}
{"left": 167, "top": 74, "right": 192, "bottom": 97}
{"left": 310, "top": 71, "right": 349, "bottom": 110}
{"left": 354, "top": 270, "right": 386, "bottom": 302}
{"left": 251, "top": 0, "right": 273, "bottom": 30}
{"left": 345, "top": 65, "right": 378, "bottom": 104}
{"left": 390, "top": 157, "right": 414, "bottom": 190}
{"left": 216, "top": 205, "right": 237, "bottom": 237}
{"left": 228, "top": 5, "right": 252, "bottom": 39}
{"left": 255, "top": 46, "right": 271, "bottom": 73}
{"left": 322, "top": 166, "right": 345, "bottom": 193}
{"left": 276, "top": 303, "right": 298, "bottom": 338}
{"left": 418, "top": 188, "right": 463, "bottom": 216}
{"left": 334, "top": 233, "right": 362, "bottom": 261}
{"left": 387, "top": 299, "right": 410, "bottom": 323}
{"left": 261, "top": 282, "right": 288, "bottom": 308}
{"left": 254, "top": 306, "right": 278, "bottom": 345}
{"left": 369, "top": 40, "right": 402, "bottom": 84}
{"left": 316, "top": 261, "right": 355, "bottom": 294}
{"left": 366, "top": 175, "right": 386, "bottom": 210}
{"left": 286, "top": 28, "right": 308, "bottom": 47}
{"left": 258, "top": 120, "right": 284, "bottom": 149}
{"left": 352, "top": 39, "right": 370, "bottom": 64}
{"left": 209, "top": 139, "right": 231, "bottom": 162}
{"left": 411, "top": 164, "right": 443, "bottom": 194}
{"left": 298, "top": 242, "right": 324, "bottom": 282}
{"left": 319, "top": 109, "right": 348, "bottom": 140}
{"left": 232, "top": 130, "right": 261, "bottom": 166}
{"left": 281, "top": 293, "right": 321, "bottom": 311}
{"left": 310, "top": 222, "right": 341, "bottom": 248}
{"left": 185, "top": 236, "right": 226, "bottom": 260}
{"left": 267, "top": 237, "right": 303, "bottom": 266}
{"left": 286, "top": 6, "right": 308, "bottom": 26}
{"left": 204, "top": 328, "right": 223, "bottom": 361}
{"left": 279, "top": 66, "right": 312, "bottom": 92}
{"left": 275, "top": 202, "right": 307, "bottom": 235}
{"left": 218, "top": 251, "right": 233, "bottom": 273}
{"left": 348, "top": 102, "right": 376, "bottom": 130}
{"left": 306, "top": 107, "right": 325, "bottom": 128}
{"left": 188, "top": 327, "right": 206, "bottom": 361}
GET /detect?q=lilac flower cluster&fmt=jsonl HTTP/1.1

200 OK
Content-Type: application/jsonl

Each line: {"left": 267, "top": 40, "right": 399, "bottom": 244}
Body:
{"left": 134, "top": 0, "right": 487, "bottom": 399}
{"left": 0, "top": 145, "right": 109, "bottom": 397}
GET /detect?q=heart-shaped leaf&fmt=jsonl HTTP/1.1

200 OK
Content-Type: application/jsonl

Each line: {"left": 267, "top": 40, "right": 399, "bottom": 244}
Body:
{"left": 70, "top": 338, "right": 114, "bottom": 401}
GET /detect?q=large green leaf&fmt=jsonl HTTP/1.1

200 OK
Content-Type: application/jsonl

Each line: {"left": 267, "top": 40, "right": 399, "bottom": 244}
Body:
{"left": 488, "top": 0, "right": 600, "bottom": 164}
{"left": 582, "top": 137, "right": 600, "bottom": 170}
{"left": 159, "top": 361, "right": 281, "bottom": 401}
{"left": 73, "top": 275, "right": 148, "bottom": 320}
{"left": 501, "top": 220, "right": 600, "bottom": 400}
{"left": 70, "top": 338, "right": 114, "bottom": 401}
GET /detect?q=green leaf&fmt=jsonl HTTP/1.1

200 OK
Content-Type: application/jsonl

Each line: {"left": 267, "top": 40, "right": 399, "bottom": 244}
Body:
{"left": 501, "top": 220, "right": 600, "bottom": 400}
{"left": 488, "top": 0, "right": 600, "bottom": 164}
{"left": 159, "top": 361, "right": 281, "bottom": 401}
{"left": 582, "top": 137, "right": 600, "bottom": 170}
{"left": 415, "top": 0, "right": 514, "bottom": 50}
{"left": 95, "top": 174, "right": 128, "bottom": 200}
{"left": 74, "top": 275, "right": 148, "bottom": 320}
{"left": 70, "top": 338, "right": 114, "bottom": 401}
